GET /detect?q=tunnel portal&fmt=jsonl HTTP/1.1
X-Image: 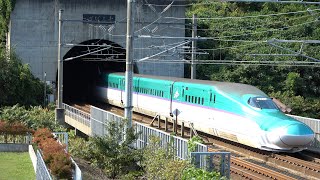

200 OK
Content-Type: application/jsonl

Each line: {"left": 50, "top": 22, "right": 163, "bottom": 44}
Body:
{"left": 62, "top": 39, "right": 133, "bottom": 103}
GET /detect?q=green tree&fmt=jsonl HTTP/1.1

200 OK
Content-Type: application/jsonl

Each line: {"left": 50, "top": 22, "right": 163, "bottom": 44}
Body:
{"left": 88, "top": 119, "right": 142, "bottom": 179}
{"left": 0, "top": 51, "right": 46, "bottom": 106}
{"left": 0, "top": 104, "right": 64, "bottom": 131}
{"left": 142, "top": 135, "right": 190, "bottom": 180}
{"left": 0, "top": 0, "right": 14, "bottom": 46}
{"left": 187, "top": 1, "right": 320, "bottom": 118}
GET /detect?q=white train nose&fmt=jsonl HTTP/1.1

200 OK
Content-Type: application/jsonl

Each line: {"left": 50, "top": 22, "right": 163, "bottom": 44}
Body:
{"left": 267, "top": 123, "right": 314, "bottom": 148}
{"left": 279, "top": 124, "right": 314, "bottom": 146}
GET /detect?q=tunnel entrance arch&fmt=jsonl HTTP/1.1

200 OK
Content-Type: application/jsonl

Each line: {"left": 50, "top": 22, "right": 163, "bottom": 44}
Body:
{"left": 61, "top": 39, "right": 133, "bottom": 103}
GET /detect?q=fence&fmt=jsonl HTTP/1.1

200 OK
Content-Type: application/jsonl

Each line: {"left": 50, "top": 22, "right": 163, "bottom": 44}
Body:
{"left": 64, "top": 104, "right": 230, "bottom": 177}
{"left": 36, "top": 150, "right": 52, "bottom": 180}
{"left": 53, "top": 132, "right": 69, "bottom": 151}
{"left": 191, "top": 152, "right": 231, "bottom": 179}
{"left": 71, "top": 157, "right": 82, "bottom": 180}
{"left": 135, "top": 122, "right": 208, "bottom": 160}
{"left": 90, "top": 106, "right": 123, "bottom": 136}
{"left": 0, "top": 134, "right": 32, "bottom": 144}
{"left": 287, "top": 114, "right": 320, "bottom": 148}
{"left": 52, "top": 132, "right": 82, "bottom": 180}
{"left": 63, "top": 103, "right": 91, "bottom": 127}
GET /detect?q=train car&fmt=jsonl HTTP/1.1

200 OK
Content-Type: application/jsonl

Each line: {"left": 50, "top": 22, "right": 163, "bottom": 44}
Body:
{"left": 94, "top": 72, "right": 315, "bottom": 152}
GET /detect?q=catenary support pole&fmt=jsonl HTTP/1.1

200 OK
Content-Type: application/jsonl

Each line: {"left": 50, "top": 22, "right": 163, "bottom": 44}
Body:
{"left": 191, "top": 14, "right": 197, "bottom": 79}
{"left": 124, "top": 0, "right": 135, "bottom": 128}
{"left": 44, "top": 72, "right": 46, "bottom": 107}
{"left": 56, "top": 9, "right": 65, "bottom": 124}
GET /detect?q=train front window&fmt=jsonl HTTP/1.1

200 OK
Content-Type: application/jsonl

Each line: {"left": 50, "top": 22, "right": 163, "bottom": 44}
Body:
{"left": 248, "top": 97, "right": 279, "bottom": 110}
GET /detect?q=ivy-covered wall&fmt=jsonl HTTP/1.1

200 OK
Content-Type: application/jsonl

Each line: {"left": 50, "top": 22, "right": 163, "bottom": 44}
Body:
{"left": 0, "top": 0, "right": 15, "bottom": 46}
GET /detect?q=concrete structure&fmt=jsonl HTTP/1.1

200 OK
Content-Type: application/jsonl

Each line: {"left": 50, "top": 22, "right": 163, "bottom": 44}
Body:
{"left": 0, "top": 144, "right": 29, "bottom": 152}
{"left": 7, "top": 0, "right": 186, "bottom": 84}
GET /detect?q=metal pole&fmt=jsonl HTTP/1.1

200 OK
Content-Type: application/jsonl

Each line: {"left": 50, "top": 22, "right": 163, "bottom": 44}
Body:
{"left": 57, "top": 9, "right": 63, "bottom": 109}
{"left": 55, "top": 9, "right": 65, "bottom": 124}
{"left": 191, "top": 14, "right": 197, "bottom": 79}
{"left": 44, "top": 72, "right": 46, "bottom": 107}
{"left": 124, "top": 0, "right": 135, "bottom": 128}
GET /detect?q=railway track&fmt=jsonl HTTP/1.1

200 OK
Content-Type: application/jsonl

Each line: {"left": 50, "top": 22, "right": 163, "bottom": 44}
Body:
{"left": 204, "top": 133, "right": 320, "bottom": 179}
{"left": 208, "top": 147, "right": 296, "bottom": 180}
{"left": 69, "top": 102, "right": 320, "bottom": 180}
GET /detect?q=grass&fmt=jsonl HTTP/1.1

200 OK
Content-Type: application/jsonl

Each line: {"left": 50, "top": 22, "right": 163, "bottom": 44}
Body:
{"left": 0, "top": 152, "right": 35, "bottom": 180}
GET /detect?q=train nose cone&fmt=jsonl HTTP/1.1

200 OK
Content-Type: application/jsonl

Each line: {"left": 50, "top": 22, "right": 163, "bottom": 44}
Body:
{"left": 279, "top": 124, "right": 314, "bottom": 146}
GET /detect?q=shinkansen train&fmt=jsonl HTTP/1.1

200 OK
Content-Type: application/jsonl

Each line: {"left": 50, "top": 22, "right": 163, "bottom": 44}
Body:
{"left": 94, "top": 72, "right": 315, "bottom": 152}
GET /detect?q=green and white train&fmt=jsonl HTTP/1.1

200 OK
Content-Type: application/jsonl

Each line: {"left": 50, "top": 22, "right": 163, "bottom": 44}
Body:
{"left": 94, "top": 72, "right": 314, "bottom": 152}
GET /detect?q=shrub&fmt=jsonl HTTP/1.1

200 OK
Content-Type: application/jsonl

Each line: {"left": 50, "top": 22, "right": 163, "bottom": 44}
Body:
{"left": 33, "top": 128, "right": 72, "bottom": 179}
{"left": 32, "top": 128, "right": 54, "bottom": 145}
{"left": 87, "top": 119, "right": 142, "bottom": 179}
{"left": 187, "top": 136, "right": 204, "bottom": 153}
{"left": 142, "top": 136, "right": 190, "bottom": 180}
{"left": 0, "top": 105, "right": 65, "bottom": 131}
{"left": 182, "top": 166, "right": 223, "bottom": 180}
{"left": 0, "top": 121, "right": 32, "bottom": 135}
{"left": 49, "top": 151, "right": 72, "bottom": 179}
{"left": 69, "top": 136, "right": 92, "bottom": 160}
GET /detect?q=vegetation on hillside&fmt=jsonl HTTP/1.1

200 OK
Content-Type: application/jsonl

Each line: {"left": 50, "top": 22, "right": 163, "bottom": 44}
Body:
{"left": 0, "top": 52, "right": 47, "bottom": 106}
{"left": 1, "top": 0, "right": 47, "bottom": 107}
{"left": 0, "top": 0, "right": 14, "bottom": 46}
{"left": 187, "top": 2, "right": 320, "bottom": 118}
{"left": 0, "top": 104, "right": 64, "bottom": 131}
{"left": 70, "top": 119, "right": 143, "bottom": 179}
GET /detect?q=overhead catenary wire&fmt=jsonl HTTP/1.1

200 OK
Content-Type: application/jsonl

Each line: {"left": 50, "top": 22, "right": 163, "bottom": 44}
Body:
{"left": 164, "top": 8, "right": 320, "bottom": 20}
{"left": 62, "top": 1, "right": 320, "bottom": 66}
{"left": 144, "top": 0, "right": 320, "bottom": 7}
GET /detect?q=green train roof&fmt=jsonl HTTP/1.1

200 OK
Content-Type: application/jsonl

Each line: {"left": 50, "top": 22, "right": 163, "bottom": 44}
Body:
{"left": 109, "top": 72, "right": 267, "bottom": 97}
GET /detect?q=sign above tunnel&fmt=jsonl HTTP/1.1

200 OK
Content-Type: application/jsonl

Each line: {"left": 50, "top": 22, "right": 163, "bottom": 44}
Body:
{"left": 83, "top": 14, "right": 115, "bottom": 24}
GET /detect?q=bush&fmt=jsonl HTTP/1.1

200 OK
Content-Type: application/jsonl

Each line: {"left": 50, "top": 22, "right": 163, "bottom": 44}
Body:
{"left": 87, "top": 119, "right": 142, "bottom": 179}
{"left": 0, "top": 51, "right": 45, "bottom": 106}
{"left": 49, "top": 151, "right": 72, "bottom": 179}
{"left": 0, "top": 121, "right": 33, "bottom": 143}
{"left": 142, "top": 136, "right": 190, "bottom": 180}
{"left": 69, "top": 119, "right": 143, "bottom": 178}
{"left": 182, "top": 166, "right": 223, "bottom": 180}
{"left": 69, "top": 136, "right": 92, "bottom": 160}
{"left": 0, "top": 121, "right": 33, "bottom": 135}
{"left": 33, "top": 128, "right": 72, "bottom": 179}
{"left": 0, "top": 105, "right": 65, "bottom": 131}
{"left": 32, "top": 128, "right": 54, "bottom": 145}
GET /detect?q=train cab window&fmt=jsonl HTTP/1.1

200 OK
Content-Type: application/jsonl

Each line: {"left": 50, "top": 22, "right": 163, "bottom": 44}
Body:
{"left": 248, "top": 97, "right": 279, "bottom": 110}
{"left": 201, "top": 97, "right": 204, "bottom": 105}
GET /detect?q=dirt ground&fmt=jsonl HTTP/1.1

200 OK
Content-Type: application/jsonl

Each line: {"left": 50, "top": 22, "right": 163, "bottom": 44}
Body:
{"left": 74, "top": 157, "right": 110, "bottom": 180}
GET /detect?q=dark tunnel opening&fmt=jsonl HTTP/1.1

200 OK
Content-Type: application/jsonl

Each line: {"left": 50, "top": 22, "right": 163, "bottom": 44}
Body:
{"left": 60, "top": 39, "right": 137, "bottom": 104}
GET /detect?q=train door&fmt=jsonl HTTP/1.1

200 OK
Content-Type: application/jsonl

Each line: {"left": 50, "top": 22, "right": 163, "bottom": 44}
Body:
{"left": 169, "top": 81, "right": 179, "bottom": 116}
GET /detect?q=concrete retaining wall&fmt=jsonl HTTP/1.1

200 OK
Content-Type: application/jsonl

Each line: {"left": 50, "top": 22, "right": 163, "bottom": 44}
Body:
{"left": 0, "top": 143, "right": 29, "bottom": 152}
{"left": 29, "top": 145, "right": 37, "bottom": 173}
{"left": 8, "top": 0, "right": 186, "bottom": 82}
